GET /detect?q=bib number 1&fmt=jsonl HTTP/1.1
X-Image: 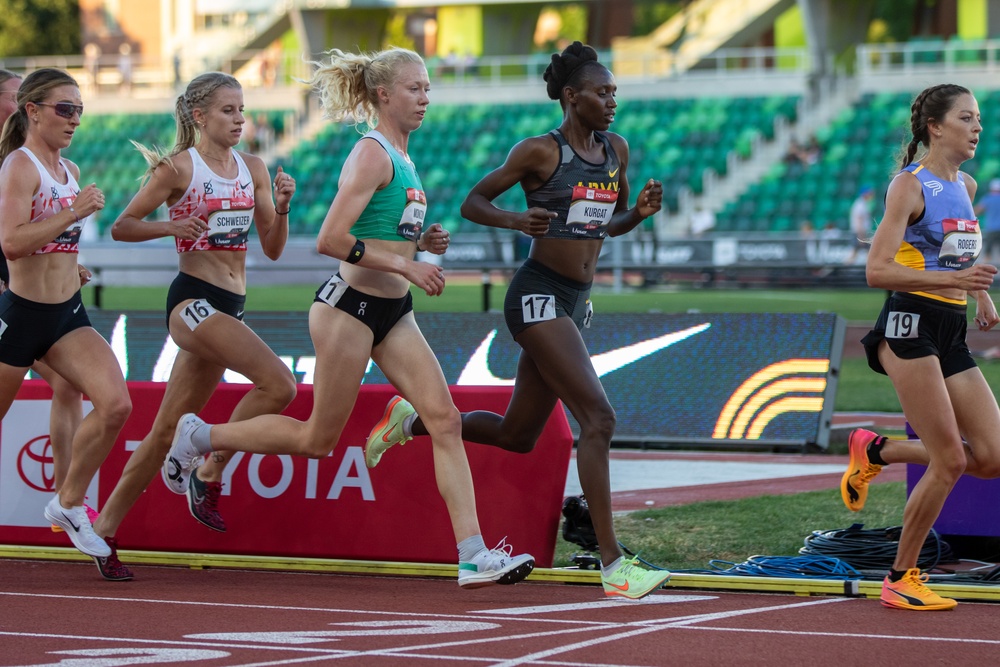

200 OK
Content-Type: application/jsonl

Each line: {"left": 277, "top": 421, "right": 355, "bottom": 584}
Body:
{"left": 886, "top": 311, "right": 920, "bottom": 339}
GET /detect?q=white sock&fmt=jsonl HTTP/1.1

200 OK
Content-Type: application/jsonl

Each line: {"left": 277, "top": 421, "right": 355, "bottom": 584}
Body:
{"left": 602, "top": 557, "right": 623, "bottom": 577}
{"left": 458, "top": 534, "right": 487, "bottom": 562}
{"left": 402, "top": 413, "right": 416, "bottom": 438}
{"left": 190, "top": 422, "right": 214, "bottom": 455}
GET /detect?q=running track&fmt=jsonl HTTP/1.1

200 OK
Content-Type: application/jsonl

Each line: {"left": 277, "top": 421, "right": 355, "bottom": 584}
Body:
{"left": 3, "top": 559, "right": 999, "bottom": 666}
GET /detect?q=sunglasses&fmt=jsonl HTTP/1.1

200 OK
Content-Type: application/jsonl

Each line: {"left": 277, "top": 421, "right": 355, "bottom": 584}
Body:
{"left": 36, "top": 102, "right": 84, "bottom": 119}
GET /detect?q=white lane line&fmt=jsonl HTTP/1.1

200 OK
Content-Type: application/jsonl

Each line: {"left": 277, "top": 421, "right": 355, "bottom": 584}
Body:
{"left": 0, "top": 632, "right": 352, "bottom": 656}
{"left": 678, "top": 624, "right": 1000, "bottom": 644}
{"left": 487, "top": 597, "right": 852, "bottom": 667}
{"left": 473, "top": 595, "right": 717, "bottom": 616}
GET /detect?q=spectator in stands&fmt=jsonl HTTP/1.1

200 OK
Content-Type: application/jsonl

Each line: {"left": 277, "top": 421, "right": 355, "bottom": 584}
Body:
{"left": 92, "top": 72, "right": 297, "bottom": 580}
{"left": 83, "top": 44, "right": 101, "bottom": 93}
{"left": 118, "top": 44, "right": 133, "bottom": 94}
{"left": 253, "top": 113, "right": 275, "bottom": 153}
{"left": 975, "top": 178, "right": 1000, "bottom": 263}
{"left": 845, "top": 184, "right": 875, "bottom": 264}
{"left": 798, "top": 219, "right": 815, "bottom": 238}
{"left": 783, "top": 138, "right": 805, "bottom": 166}
{"left": 819, "top": 220, "right": 840, "bottom": 239}
{"left": 160, "top": 47, "right": 536, "bottom": 591}
{"left": 365, "top": 41, "right": 671, "bottom": 600}
{"left": 0, "top": 68, "right": 92, "bottom": 531}
{"left": 802, "top": 134, "right": 821, "bottom": 164}
{"left": 842, "top": 83, "right": 1000, "bottom": 611}
{"left": 0, "top": 68, "right": 131, "bottom": 565}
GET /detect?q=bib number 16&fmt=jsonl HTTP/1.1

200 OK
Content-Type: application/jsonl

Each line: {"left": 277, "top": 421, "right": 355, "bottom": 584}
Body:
{"left": 180, "top": 299, "right": 218, "bottom": 331}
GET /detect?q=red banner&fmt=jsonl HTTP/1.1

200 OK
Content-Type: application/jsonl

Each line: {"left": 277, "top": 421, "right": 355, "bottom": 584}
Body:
{"left": 1, "top": 381, "right": 573, "bottom": 567}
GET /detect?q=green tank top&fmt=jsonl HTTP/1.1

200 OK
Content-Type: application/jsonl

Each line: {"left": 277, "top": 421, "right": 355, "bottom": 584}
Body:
{"left": 350, "top": 130, "right": 426, "bottom": 242}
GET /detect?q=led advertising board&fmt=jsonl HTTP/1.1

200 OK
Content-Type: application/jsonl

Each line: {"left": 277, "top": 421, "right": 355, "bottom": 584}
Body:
{"left": 82, "top": 311, "right": 844, "bottom": 449}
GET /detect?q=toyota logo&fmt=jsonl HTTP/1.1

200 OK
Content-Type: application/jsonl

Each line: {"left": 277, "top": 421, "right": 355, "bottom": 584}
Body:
{"left": 17, "top": 435, "right": 56, "bottom": 492}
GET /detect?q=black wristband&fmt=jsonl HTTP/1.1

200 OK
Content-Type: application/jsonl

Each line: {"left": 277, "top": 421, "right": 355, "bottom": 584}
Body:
{"left": 275, "top": 207, "right": 290, "bottom": 215}
{"left": 345, "top": 239, "right": 365, "bottom": 264}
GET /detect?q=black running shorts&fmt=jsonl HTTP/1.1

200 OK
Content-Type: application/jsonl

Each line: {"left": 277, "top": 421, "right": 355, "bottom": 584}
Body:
{"left": 504, "top": 258, "right": 593, "bottom": 339}
{"left": 0, "top": 290, "right": 91, "bottom": 367}
{"left": 165, "top": 272, "right": 247, "bottom": 329}
{"left": 314, "top": 273, "right": 413, "bottom": 346}
{"left": 861, "top": 291, "right": 976, "bottom": 378}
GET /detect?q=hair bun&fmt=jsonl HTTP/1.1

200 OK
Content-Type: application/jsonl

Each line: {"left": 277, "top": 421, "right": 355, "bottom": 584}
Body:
{"left": 543, "top": 41, "right": 599, "bottom": 100}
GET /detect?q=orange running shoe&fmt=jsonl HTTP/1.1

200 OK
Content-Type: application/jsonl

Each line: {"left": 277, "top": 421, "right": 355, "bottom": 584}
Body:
{"left": 841, "top": 428, "right": 884, "bottom": 512}
{"left": 881, "top": 569, "right": 957, "bottom": 610}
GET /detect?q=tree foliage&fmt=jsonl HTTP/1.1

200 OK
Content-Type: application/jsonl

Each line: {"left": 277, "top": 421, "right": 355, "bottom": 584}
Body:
{"left": 0, "top": 0, "right": 80, "bottom": 57}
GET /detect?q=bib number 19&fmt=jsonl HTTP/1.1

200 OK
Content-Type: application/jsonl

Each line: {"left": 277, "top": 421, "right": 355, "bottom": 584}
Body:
{"left": 886, "top": 311, "right": 920, "bottom": 339}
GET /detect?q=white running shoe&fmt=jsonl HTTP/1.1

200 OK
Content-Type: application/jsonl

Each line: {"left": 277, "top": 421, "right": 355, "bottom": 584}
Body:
{"left": 364, "top": 395, "right": 415, "bottom": 469}
{"left": 162, "top": 413, "right": 206, "bottom": 494}
{"left": 44, "top": 496, "right": 111, "bottom": 558}
{"left": 458, "top": 538, "right": 535, "bottom": 589}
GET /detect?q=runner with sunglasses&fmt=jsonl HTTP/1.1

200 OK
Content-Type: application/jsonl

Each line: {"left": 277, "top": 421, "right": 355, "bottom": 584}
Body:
{"left": 0, "top": 68, "right": 131, "bottom": 565}
{"left": 0, "top": 69, "right": 95, "bottom": 532}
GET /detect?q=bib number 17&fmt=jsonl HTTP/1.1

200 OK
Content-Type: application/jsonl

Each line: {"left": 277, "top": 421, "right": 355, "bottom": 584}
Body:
{"left": 521, "top": 294, "right": 555, "bottom": 323}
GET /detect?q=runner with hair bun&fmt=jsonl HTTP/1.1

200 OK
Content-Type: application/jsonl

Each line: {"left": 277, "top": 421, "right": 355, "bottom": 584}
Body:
{"left": 365, "top": 41, "right": 670, "bottom": 599}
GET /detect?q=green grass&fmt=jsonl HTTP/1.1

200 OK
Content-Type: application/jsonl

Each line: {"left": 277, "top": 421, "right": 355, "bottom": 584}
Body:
{"left": 553, "top": 482, "right": 908, "bottom": 570}
{"left": 84, "top": 283, "right": 890, "bottom": 322}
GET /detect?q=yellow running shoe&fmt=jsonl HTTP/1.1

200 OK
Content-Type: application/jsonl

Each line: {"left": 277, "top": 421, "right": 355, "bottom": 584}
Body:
{"left": 365, "top": 395, "right": 415, "bottom": 469}
{"left": 601, "top": 557, "right": 671, "bottom": 599}
{"left": 881, "top": 569, "right": 957, "bottom": 610}
{"left": 841, "top": 428, "right": 884, "bottom": 512}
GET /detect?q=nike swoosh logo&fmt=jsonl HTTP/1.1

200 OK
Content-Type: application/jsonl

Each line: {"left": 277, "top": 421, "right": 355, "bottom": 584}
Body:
{"left": 457, "top": 324, "right": 711, "bottom": 385}
{"left": 191, "top": 486, "right": 205, "bottom": 506}
{"left": 73, "top": 304, "right": 82, "bottom": 314}
{"left": 167, "top": 457, "right": 182, "bottom": 481}
{"left": 608, "top": 167, "right": 620, "bottom": 178}
{"left": 236, "top": 310, "right": 245, "bottom": 318}
{"left": 847, "top": 473, "right": 861, "bottom": 502}
{"left": 606, "top": 580, "right": 629, "bottom": 592}
{"left": 237, "top": 181, "right": 251, "bottom": 190}
{"left": 61, "top": 511, "right": 81, "bottom": 532}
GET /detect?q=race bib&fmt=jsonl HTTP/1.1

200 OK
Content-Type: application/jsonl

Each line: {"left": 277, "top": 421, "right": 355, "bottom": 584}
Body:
{"left": 521, "top": 294, "right": 555, "bottom": 323}
{"left": 886, "top": 311, "right": 920, "bottom": 339}
{"left": 940, "top": 218, "right": 981, "bottom": 269}
{"left": 179, "top": 299, "right": 218, "bottom": 331}
{"left": 397, "top": 188, "right": 426, "bottom": 241}
{"left": 53, "top": 194, "right": 83, "bottom": 246}
{"left": 583, "top": 299, "right": 593, "bottom": 329}
{"left": 206, "top": 198, "right": 254, "bottom": 248}
{"left": 566, "top": 186, "right": 617, "bottom": 237}
{"left": 316, "top": 274, "right": 348, "bottom": 308}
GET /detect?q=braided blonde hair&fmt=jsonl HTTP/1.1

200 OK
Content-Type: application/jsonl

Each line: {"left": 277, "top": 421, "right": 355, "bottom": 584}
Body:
{"left": 133, "top": 71, "right": 241, "bottom": 178}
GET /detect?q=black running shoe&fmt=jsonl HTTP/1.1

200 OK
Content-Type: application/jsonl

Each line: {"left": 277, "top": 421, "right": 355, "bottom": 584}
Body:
{"left": 94, "top": 537, "right": 133, "bottom": 581}
{"left": 187, "top": 469, "right": 226, "bottom": 532}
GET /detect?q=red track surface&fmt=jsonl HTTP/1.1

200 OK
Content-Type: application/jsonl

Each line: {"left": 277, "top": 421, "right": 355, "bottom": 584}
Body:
{"left": 3, "top": 559, "right": 999, "bottom": 667}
